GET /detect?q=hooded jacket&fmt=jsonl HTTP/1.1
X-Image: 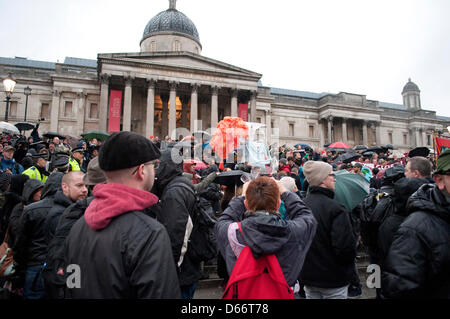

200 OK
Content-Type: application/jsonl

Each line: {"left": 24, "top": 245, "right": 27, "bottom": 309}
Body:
{"left": 151, "top": 149, "right": 199, "bottom": 287}
{"left": 381, "top": 183, "right": 450, "bottom": 299}
{"left": 300, "top": 186, "right": 357, "bottom": 288}
{"left": 8, "top": 179, "right": 44, "bottom": 248}
{"left": 65, "top": 183, "right": 180, "bottom": 299}
{"left": 13, "top": 172, "right": 63, "bottom": 270}
{"left": 215, "top": 192, "right": 317, "bottom": 287}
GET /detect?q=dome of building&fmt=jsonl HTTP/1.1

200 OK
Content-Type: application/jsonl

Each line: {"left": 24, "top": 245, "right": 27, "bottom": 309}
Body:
{"left": 402, "top": 78, "right": 420, "bottom": 94}
{"left": 140, "top": 1, "right": 201, "bottom": 54}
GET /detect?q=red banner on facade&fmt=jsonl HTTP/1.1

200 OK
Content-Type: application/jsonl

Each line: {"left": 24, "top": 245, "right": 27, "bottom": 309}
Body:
{"left": 238, "top": 103, "right": 248, "bottom": 121}
{"left": 108, "top": 90, "right": 123, "bottom": 132}
{"left": 435, "top": 136, "right": 450, "bottom": 155}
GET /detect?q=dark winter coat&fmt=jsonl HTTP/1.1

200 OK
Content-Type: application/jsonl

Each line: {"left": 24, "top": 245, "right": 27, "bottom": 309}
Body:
{"left": 8, "top": 179, "right": 44, "bottom": 248}
{"left": 215, "top": 192, "right": 317, "bottom": 287}
{"left": 152, "top": 149, "right": 199, "bottom": 287}
{"left": 65, "top": 184, "right": 180, "bottom": 299}
{"left": 381, "top": 183, "right": 450, "bottom": 299}
{"left": 377, "top": 178, "right": 428, "bottom": 263}
{"left": 13, "top": 172, "right": 63, "bottom": 271}
{"left": 44, "top": 190, "right": 74, "bottom": 244}
{"left": 43, "top": 197, "right": 93, "bottom": 299}
{"left": 300, "top": 186, "right": 357, "bottom": 288}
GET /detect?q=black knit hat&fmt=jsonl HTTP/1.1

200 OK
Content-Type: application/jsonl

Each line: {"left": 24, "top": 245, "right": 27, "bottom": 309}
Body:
{"left": 0, "top": 172, "right": 12, "bottom": 192}
{"left": 99, "top": 132, "right": 161, "bottom": 171}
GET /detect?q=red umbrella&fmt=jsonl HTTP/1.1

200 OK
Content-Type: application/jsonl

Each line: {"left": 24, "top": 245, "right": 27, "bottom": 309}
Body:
{"left": 328, "top": 142, "right": 351, "bottom": 149}
{"left": 193, "top": 160, "right": 207, "bottom": 170}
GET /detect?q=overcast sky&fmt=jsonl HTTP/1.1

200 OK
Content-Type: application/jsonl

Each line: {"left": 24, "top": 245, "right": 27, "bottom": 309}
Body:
{"left": 1, "top": 0, "right": 449, "bottom": 117}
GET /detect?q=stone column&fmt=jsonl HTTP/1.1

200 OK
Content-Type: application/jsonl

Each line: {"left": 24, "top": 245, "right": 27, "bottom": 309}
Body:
{"left": 161, "top": 92, "right": 169, "bottom": 138}
{"left": 190, "top": 84, "right": 198, "bottom": 132}
{"left": 211, "top": 86, "right": 219, "bottom": 129}
{"left": 145, "top": 79, "right": 155, "bottom": 138}
{"left": 362, "top": 120, "right": 368, "bottom": 146}
{"left": 123, "top": 76, "right": 133, "bottom": 132}
{"left": 169, "top": 82, "right": 177, "bottom": 140}
{"left": 180, "top": 95, "right": 190, "bottom": 131}
{"left": 415, "top": 128, "right": 421, "bottom": 147}
{"left": 250, "top": 91, "right": 257, "bottom": 122}
{"left": 98, "top": 74, "right": 110, "bottom": 132}
{"left": 231, "top": 89, "right": 238, "bottom": 117}
{"left": 50, "top": 89, "right": 61, "bottom": 132}
{"left": 76, "top": 91, "right": 87, "bottom": 136}
{"left": 422, "top": 129, "right": 427, "bottom": 147}
{"left": 327, "top": 116, "right": 333, "bottom": 143}
{"left": 265, "top": 110, "right": 272, "bottom": 145}
{"left": 342, "top": 117, "right": 348, "bottom": 144}
{"left": 319, "top": 120, "right": 325, "bottom": 148}
{"left": 375, "top": 121, "right": 381, "bottom": 146}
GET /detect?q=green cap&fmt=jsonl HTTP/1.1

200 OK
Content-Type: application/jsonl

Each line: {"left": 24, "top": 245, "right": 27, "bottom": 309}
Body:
{"left": 435, "top": 149, "right": 450, "bottom": 174}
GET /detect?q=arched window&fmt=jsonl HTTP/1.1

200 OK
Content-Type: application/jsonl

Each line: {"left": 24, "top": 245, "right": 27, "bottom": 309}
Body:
{"left": 173, "top": 40, "right": 181, "bottom": 51}
{"left": 150, "top": 41, "right": 157, "bottom": 52}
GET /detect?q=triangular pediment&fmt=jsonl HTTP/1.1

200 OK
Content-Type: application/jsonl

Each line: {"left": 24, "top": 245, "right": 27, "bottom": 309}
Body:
{"left": 98, "top": 51, "right": 262, "bottom": 81}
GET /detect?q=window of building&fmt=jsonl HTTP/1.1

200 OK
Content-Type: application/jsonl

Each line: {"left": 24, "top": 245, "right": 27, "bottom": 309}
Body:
{"left": 388, "top": 132, "right": 393, "bottom": 144}
{"left": 309, "top": 125, "right": 315, "bottom": 138}
{"left": 64, "top": 101, "right": 73, "bottom": 117}
{"left": 9, "top": 101, "right": 18, "bottom": 118}
{"left": 150, "top": 41, "right": 157, "bottom": 52}
{"left": 257, "top": 117, "right": 262, "bottom": 123}
{"left": 89, "top": 103, "right": 99, "bottom": 119}
{"left": 289, "top": 124, "right": 294, "bottom": 137}
{"left": 271, "top": 120, "right": 275, "bottom": 135}
{"left": 40, "top": 103, "right": 50, "bottom": 119}
{"left": 427, "top": 135, "right": 431, "bottom": 146}
{"left": 403, "top": 133, "right": 407, "bottom": 145}
{"left": 173, "top": 40, "right": 181, "bottom": 51}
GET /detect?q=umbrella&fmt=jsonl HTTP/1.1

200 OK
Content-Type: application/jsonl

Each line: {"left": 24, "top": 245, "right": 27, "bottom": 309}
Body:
{"left": 294, "top": 143, "right": 311, "bottom": 149}
{"left": 408, "top": 147, "right": 430, "bottom": 158}
{"left": 366, "top": 146, "right": 384, "bottom": 154}
{"left": 362, "top": 151, "right": 375, "bottom": 157}
{"left": 43, "top": 132, "right": 66, "bottom": 140}
{"left": 15, "top": 122, "right": 35, "bottom": 131}
{"left": 81, "top": 130, "right": 110, "bottom": 141}
{"left": 0, "top": 121, "right": 20, "bottom": 135}
{"left": 214, "top": 170, "right": 245, "bottom": 187}
{"left": 328, "top": 142, "right": 351, "bottom": 149}
{"left": 334, "top": 152, "right": 361, "bottom": 164}
{"left": 353, "top": 145, "right": 368, "bottom": 151}
{"left": 382, "top": 144, "right": 395, "bottom": 150}
{"left": 334, "top": 170, "right": 370, "bottom": 211}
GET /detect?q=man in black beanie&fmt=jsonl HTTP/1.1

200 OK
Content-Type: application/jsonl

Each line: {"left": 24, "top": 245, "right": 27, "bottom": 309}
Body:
{"left": 65, "top": 132, "right": 180, "bottom": 299}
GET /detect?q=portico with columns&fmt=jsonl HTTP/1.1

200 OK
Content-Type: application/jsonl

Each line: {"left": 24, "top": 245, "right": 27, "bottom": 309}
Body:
{"left": 97, "top": 52, "right": 261, "bottom": 139}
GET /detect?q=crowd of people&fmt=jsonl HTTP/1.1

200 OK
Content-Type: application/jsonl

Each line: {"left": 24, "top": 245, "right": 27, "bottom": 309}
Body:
{"left": 0, "top": 127, "right": 449, "bottom": 299}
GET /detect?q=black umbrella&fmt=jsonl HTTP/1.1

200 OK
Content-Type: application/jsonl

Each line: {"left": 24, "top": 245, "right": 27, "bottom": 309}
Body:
{"left": 366, "top": 146, "right": 384, "bottom": 154}
{"left": 408, "top": 147, "right": 430, "bottom": 158}
{"left": 382, "top": 144, "right": 395, "bottom": 150}
{"left": 362, "top": 151, "right": 375, "bottom": 157}
{"left": 214, "top": 170, "right": 245, "bottom": 187}
{"left": 43, "top": 132, "right": 66, "bottom": 140}
{"left": 15, "top": 122, "right": 35, "bottom": 131}
{"left": 353, "top": 145, "right": 368, "bottom": 151}
{"left": 334, "top": 152, "right": 361, "bottom": 164}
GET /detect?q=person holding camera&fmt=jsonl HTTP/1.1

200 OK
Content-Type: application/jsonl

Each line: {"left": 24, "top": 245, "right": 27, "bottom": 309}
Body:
{"left": 215, "top": 176, "right": 317, "bottom": 297}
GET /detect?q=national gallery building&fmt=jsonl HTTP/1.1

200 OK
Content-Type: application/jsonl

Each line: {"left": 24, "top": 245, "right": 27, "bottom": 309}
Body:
{"left": 1, "top": 1, "right": 449, "bottom": 152}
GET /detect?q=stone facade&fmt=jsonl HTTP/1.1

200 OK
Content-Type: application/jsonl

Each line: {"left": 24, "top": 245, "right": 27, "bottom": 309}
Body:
{"left": 1, "top": 2, "right": 449, "bottom": 152}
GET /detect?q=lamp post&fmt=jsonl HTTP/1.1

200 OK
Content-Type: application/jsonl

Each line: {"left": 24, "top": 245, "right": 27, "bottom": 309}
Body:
{"left": 3, "top": 73, "right": 16, "bottom": 121}
{"left": 24, "top": 86, "right": 32, "bottom": 121}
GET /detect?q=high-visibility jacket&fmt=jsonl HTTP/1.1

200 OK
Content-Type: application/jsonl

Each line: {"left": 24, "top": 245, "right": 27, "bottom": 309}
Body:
{"left": 69, "top": 157, "right": 81, "bottom": 171}
{"left": 22, "top": 166, "right": 48, "bottom": 183}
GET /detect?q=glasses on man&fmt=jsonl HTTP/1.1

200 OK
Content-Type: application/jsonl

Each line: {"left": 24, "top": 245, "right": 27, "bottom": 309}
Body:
{"left": 131, "top": 160, "right": 159, "bottom": 175}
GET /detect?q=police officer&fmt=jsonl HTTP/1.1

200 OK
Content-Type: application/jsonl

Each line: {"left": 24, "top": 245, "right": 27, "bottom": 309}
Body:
{"left": 22, "top": 153, "right": 50, "bottom": 183}
{"left": 69, "top": 147, "right": 85, "bottom": 172}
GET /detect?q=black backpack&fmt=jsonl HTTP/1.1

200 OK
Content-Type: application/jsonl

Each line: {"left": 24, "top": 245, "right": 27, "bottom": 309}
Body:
{"left": 166, "top": 182, "right": 218, "bottom": 263}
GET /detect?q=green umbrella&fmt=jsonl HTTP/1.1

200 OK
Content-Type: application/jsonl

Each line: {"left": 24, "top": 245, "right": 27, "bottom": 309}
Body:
{"left": 81, "top": 130, "right": 110, "bottom": 141}
{"left": 334, "top": 170, "right": 370, "bottom": 211}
